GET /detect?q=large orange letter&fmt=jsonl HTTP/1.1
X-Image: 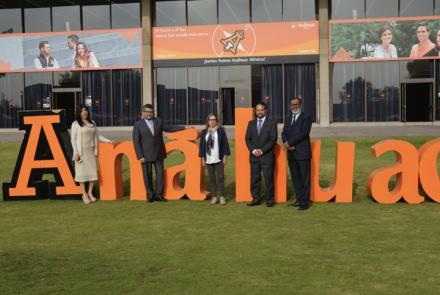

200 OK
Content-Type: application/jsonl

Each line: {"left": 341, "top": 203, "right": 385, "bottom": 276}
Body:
{"left": 235, "top": 108, "right": 287, "bottom": 202}
{"left": 98, "top": 141, "right": 147, "bottom": 201}
{"left": 6, "top": 113, "right": 81, "bottom": 200}
{"left": 311, "top": 140, "right": 355, "bottom": 202}
{"left": 418, "top": 138, "right": 440, "bottom": 203}
{"left": 367, "top": 140, "right": 423, "bottom": 204}
{"left": 163, "top": 129, "right": 210, "bottom": 200}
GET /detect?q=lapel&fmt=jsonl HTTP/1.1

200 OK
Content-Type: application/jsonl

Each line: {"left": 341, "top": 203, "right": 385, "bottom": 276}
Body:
{"left": 258, "top": 118, "right": 268, "bottom": 137}
{"left": 143, "top": 118, "right": 155, "bottom": 136}
{"left": 291, "top": 112, "right": 304, "bottom": 132}
{"left": 152, "top": 118, "right": 159, "bottom": 136}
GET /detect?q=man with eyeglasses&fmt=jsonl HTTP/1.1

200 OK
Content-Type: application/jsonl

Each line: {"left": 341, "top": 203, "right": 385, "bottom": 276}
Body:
{"left": 282, "top": 97, "right": 312, "bottom": 211}
{"left": 133, "top": 104, "right": 193, "bottom": 203}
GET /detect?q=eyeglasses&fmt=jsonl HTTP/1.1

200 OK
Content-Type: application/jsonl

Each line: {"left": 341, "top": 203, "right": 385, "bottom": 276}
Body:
{"left": 208, "top": 119, "right": 217, "bottom": 121}
{"left": 290, "top": 104, "right": 301, "bottom": 107}
{"left": 143, "top": 110, "right": 153, "bottom": 113}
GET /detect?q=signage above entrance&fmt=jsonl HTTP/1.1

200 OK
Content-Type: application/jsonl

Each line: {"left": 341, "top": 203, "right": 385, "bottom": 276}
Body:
{"left": 330, "top": 16, "right": 440, "bottom": 62}
{"left": 152, "top": 22, "right": 319, "bottom": 67}
{"left": 0, "top": 28, "right": 142, "bottom": 73}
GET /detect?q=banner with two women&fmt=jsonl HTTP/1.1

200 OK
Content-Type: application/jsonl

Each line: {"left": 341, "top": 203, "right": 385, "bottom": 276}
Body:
{"left": 330, "top": 16, "right": 440, "bottom": 62}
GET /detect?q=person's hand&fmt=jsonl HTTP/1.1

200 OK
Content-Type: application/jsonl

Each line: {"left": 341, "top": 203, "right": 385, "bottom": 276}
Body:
{"left": 187, "top": 126, "right": 195, "bottom": 129}
{"left": 254, "top": 150, "right": 262, "bottom": 157}
{"left": 284, "top": 141, "right": 290, "bottom": 148}
{"left": 223, "top": 157, "right": 227, "bottom": 165}
{"left": 288, "top": 146, "right": 295, "bottom": 151}
{"left": 109, "top": 141, "right": 115, "bottom": 145}
{"left": 74, "top": 154, "right": 79, "bottom": 162}
{"left": 201, "top": 158, "right": 206, "bottom": 167}
{"left": 140, "top": 157, "right": 146, "bottom": 164}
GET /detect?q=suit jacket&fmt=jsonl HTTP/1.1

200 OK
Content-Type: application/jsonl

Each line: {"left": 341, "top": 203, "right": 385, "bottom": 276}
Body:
{"left": 199, "top": 128, "right": 231, "bottom": 161}
{"left": 133, "top": 117, "right": 185, "bottom": 162}
{"left": 245, "top": 117, "right": 278, "bottom": 165}
{"left": 281, "top": 112, "right": 312, "bottom": 161}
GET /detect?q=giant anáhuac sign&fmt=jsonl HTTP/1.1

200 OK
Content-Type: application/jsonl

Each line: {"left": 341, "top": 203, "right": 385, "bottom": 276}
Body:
{"left": 2, "top": 109, "right": 440, "bottom": 204}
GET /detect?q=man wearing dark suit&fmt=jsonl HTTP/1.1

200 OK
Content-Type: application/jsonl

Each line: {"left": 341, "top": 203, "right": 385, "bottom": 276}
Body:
{"left": 282, "top": 97, "right": 312, "bottom": 211}
{"left": 245, "top": 102, "right": 278, "bottom": 207}
{"left": 133, "top": 104, "right": 190, "bottom": 202}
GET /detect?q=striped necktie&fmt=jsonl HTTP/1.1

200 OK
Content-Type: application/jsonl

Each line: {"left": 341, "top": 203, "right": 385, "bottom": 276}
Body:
{"left": 148, "top": 120, "right": 154, "bottom": 135}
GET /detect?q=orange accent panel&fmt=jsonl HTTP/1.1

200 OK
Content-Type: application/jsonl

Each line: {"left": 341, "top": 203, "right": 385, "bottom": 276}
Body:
{"left": 310, "top": 140, "right": 355, "bottom": 202}
{"left": 235, "top": 108, "right": 254, "bottom": 202}
{"left": 163, "top": 131, "right": 210, "bottom": 200}
{"left": 9, "top": 115, "right": 81, "bottom": 197}
{"left": 98, "top": 142, "right": 147, "bottom": 201}
{"left": 367, "top": 140, "right": 423, "bottom": 204}
{"left": 274, "top": 143, "right": 287, "bottom": 202}
{"left": 418, "top": 138, "right": 440, "bottom": 203}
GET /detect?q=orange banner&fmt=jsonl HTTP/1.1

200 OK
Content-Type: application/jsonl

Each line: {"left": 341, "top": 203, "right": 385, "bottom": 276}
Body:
{"left": 153, "top": 22, "right": 319, "bottom": 66}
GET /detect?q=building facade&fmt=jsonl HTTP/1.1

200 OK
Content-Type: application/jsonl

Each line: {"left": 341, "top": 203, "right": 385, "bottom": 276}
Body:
{"left": 1, "top": 0, "right": 440, "bottom": 128}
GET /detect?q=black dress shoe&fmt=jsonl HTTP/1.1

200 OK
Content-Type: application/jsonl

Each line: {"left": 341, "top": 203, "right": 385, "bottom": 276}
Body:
{"left": 266, "top": 203, "right": 274, "bottom": 207}
{"left": 287, "top": 201, "right": 300, "bottom": 207}
{"left": 298, "top": 205, "right": 309, "bottom": 211}
{"left": 147, "top": 195, "right": 154, "bottom": 203}
{"left": 155, "top": 196, "right": 168, "bottom": 202}
{"left": 247, "top": 202, "right": 261, "bottom": 206}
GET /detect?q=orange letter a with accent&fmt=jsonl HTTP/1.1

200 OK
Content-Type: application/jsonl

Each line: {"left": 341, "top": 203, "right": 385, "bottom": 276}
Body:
{"left": 367, "top": 140, "right": 423, "bottom": 204}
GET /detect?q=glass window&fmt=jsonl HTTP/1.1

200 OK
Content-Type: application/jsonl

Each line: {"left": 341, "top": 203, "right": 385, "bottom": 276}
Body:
{"left": 219, "top": 0, "right": 249, "bottom": 24}
{"left": 331, "top": 0, "right": 365, "bottom": 20}
{"left": 83, "top": 0, "right": 110, "bottom": 31}
{"left": 366, "top": 62, "right": 399, "bottom": 122}
{"left": 0, "top": 73, "right": 23, "bottom": 128}
{"left": 400, "top": 60, "right": 433, "bottom": 79}
{"left": 0, "top": 1, "right": 22, "bottom": 34}
{"left": 113, "top": 69, "right": 142, "bottom": 126}
{"left": 188, "top": 0, "right": 217, "bottom": 26}
{"left": 24, "top": 72, "right": 51, "bottom": 111}
{"left": 283, "top": 0, "right": 315, "bottom": 22}
{"left": 436, "top": 0, "right": 440, "bottom": 15}
{"left": 53, "top": 71, "right": 81, "bottom": 88}
{"left": 366, "top": 0, "right": 398, "bottom": 19}
{"left": 400, "top": 0, "right": 433, "bottom": 17}
{"left": 436, "top": 60, "right": 440, "bottom": 120}
{"left": 252, "top": 0, "right": 281, "bottom": 23}
{"left": 112, "top": 1, "right": 141, "bottom": 29}
{"left": 157, "top": 68, "right": 187, "bottom": 125}
{"left": 332, "top": 62, "right": 365, "bottom": 122}
{"left": 24, "top": 0, "right": 51, "bottom": 33}
{"left": 82, "top": 70, "right": 112, "bottom": 126}
{"left": 52, "top": 0, "right": 81, "bottom": 32}
{"left": 188, "top": 67, "right": 219, "bottom": 125}
{"left": 156, "top": 0, "right": 186, "bottom": 27}
{"left": 220, "top": 65, "right": 251, "bottom": 84}
{"left": 262, "top": 65, "right": 283, "bottom": 123}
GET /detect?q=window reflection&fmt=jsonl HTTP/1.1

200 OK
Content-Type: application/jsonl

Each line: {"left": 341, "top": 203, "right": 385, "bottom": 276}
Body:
{"left": 156, "top": 0, "right": 186, "bottom": 27}
{"left": 283, "top": 0, "right": 315, "bottom": 21}
{"left": 157, "top": 68, "right": 187, "bottom": 125}
{"left": 24, "top": 0, "right": 51, "bottom": 33}
{"left": 188, "top": 67, "right": 218, "bottom": 125}
{"left": 0, "top": 1, "right": 22, "bottom": 34}
{"left": 112, "top": 2, "right": 140, "bottom": 29}
{"left": 331, "top": 0, "right": 365, "bottom": 20}
{"left": 83, "top": 1, "right": 110, "bottom": 30}
{"left": 53, "top": 71, "right": 81, "bottom": 88}
{"left": 366, "top": 0, "right": 398, "bottom": 19}
{"left": 332, "top": 62, "right": 365, "bottom": 122}
{"left": 400, "top": 0, "right": 433, "bottom": 17}
{"left": 113, "top": 69, "right": 142, "bottom": 126}
{"left": 188, "top": 0, "right": 217, "bottom": 26}
{"left": 24, "top": 72, "right": 51, "bottom": 111}
{"left": 52, "top": 0, "right": 81, "bottom": 32}
{"left": 400, "top": 60, "right": 433, "bottom": 79}
{"left": 219, "top": 0, "right": 249, "bottom": 24}
{"left": 0, "top": 73, "right": 23, "bottom": 128}
{"left": 252, "top": 0, "right": 281, "bottom": 23}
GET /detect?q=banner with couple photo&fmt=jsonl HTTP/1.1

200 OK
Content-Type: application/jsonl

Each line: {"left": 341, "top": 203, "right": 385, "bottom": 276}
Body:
{"left": 330, "top": 16, "right": 440, "bottom": 62}
{"left": 0, "top": 28, "right": 142, "bottom": 72}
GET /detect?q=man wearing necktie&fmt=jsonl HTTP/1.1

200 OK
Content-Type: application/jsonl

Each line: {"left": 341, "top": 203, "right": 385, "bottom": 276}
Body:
{"left": 133, "top": 104, "right": 192, "bottom": 202}
{"left": 281, "top": 97, "right": 312, "bottom": 211}
{"left": 245, "top": 102, "right": 278, "bottom": 207}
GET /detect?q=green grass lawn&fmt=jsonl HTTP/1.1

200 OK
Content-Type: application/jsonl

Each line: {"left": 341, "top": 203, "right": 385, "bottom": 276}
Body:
{"left": 1, "top": 136, "right": 440, "bottom": 294}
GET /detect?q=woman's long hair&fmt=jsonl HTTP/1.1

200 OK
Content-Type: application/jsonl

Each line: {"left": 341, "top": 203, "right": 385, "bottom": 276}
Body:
{"left": 205, "top": 113, "right": 222, "bottom": 131}
{"left": 75, "top": 104, "right": 94, "bottom": 127}
{"left": 75, "top": 42, "right": 91, "bottom": 68}
{"left": 435, "top": 27, "right": 440, "bottom": 53}
{"left": 377, "top": 25, "right": 393, "bottom": 44}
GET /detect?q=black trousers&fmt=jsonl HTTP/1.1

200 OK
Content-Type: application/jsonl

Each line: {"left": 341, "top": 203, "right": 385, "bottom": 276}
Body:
{"left": 141, "top": 159, "right": 164, "bottom": 197}
{"left": 288, "top": 158, "right": 311, "bottom": 206}
{"left": 250, "top": 161, "right": 275, "bottom": 204}
{"left": 206, "top": 161, "right": 225, "bottom": 197}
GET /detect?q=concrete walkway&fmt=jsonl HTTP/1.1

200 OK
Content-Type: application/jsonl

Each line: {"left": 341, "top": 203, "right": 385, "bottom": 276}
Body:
{"left": 1, "top": 124, "right": 439, "bottom": 143}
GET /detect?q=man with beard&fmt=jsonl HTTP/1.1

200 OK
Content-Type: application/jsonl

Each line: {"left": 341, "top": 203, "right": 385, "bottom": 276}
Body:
{"left": 282, "top": 97, "right": 312, "bottom": 211}
{"left": 34, "top": 41, "right": 60, "bottom": 69}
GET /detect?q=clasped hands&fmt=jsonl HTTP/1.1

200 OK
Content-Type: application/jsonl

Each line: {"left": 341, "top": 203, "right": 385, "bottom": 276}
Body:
{"left": 253, "top": 149, "right": 263, "bottom": 158}
{"left": 284, "top": 141, "right": 295, "bottom": 151}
